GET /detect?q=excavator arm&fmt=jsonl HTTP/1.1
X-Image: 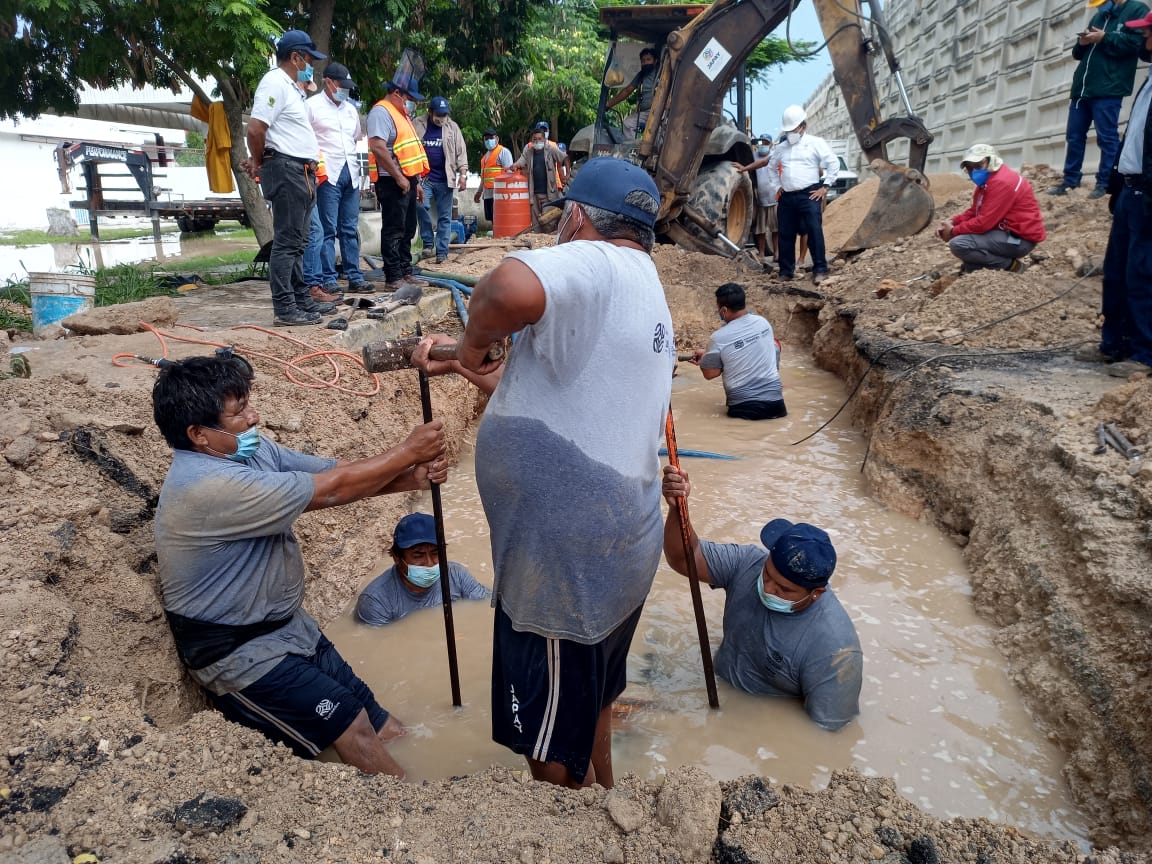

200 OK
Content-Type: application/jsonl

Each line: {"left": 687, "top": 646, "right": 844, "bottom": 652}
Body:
{"left": 636, "top": 0, "right": 933, "bottom": 252}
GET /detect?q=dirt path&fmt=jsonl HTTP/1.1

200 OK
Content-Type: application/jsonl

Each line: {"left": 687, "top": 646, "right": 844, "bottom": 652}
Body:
{"left": 1, "top": 167, "right": 1150, "bottom": 862}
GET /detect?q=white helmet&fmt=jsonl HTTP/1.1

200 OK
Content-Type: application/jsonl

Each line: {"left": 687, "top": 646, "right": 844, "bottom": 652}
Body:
{"left": 781, "top": 105, "right": 807, "bottom": 133}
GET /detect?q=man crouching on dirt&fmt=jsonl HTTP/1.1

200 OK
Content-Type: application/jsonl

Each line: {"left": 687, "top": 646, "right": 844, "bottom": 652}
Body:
{"left": 412, "top": 157, "right": 675, "bottom": 789}
{"left": 151, "top": 354, "right": 447, "bottom": 777}
{"left": 661, "top": 465, "right": 862, "bottom": 730}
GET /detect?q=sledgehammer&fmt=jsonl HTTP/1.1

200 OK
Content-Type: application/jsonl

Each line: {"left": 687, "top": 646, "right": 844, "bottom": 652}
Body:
{"left": 362, "top": 337, "right": 506, "bottom": 373}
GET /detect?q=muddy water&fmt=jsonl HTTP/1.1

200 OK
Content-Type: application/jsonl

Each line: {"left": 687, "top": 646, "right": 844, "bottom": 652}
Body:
{"left": 324, "top": 354, "right": 1088, "bottom": 845}
{"left": 0, "top": 231, "right": 255, "bottom": 280}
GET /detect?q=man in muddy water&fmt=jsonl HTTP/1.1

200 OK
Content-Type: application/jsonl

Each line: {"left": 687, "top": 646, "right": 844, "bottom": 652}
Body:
{"left": 151, "top": 354, "right": 448, "bottom": 777}
{"left": 411, "top": 157, "right": 676, "bottom": 788}
{"left": 661, "top": 466, "right": 862, "bottom": 730}
{"left": 690, "top": 282, "right": 786, "bottom": 421}
{"left": 356, "top": 512, "right": 490, "bottom": 625}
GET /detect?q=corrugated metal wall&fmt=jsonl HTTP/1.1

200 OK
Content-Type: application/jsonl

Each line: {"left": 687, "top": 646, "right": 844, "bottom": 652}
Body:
{"left": 803, "top": 0, "right": 1150, "bottom": 176}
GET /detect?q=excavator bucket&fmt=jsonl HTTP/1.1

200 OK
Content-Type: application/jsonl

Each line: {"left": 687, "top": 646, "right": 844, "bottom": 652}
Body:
{"left": 840, "top": 160, "right": 935, "bottom": 254}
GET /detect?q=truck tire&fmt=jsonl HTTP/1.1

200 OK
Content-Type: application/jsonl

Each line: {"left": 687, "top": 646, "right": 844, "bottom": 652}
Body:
{"left": 177, "top": 215, "right": 194, "bottom": 233}
{"left": 677, "top": 162, "right": 754, "bottom": 256}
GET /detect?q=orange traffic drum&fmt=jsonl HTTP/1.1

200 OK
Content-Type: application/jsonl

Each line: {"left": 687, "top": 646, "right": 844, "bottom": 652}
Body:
{"left": 492, "top": 171, "right": 532, "bottom": 238}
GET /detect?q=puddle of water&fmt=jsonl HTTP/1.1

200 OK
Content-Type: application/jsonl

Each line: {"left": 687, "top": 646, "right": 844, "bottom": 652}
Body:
{"left": 0, "top": 231, "right": 256, "bottom": 281}
{"left": 324, "top": 352, "right": 1088, "bottom": 845}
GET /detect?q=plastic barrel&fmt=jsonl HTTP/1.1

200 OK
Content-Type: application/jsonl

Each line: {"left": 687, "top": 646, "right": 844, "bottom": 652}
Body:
{"left": 493, "top": 171, "right": 531, "bottom": 238}
{"left": 28, "top": 272, "right": 96, "bottom": 336}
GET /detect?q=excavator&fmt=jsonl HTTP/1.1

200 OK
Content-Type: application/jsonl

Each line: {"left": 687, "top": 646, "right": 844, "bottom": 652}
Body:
{"left": 566, "top": 0, "right": 935, "bottom": 256}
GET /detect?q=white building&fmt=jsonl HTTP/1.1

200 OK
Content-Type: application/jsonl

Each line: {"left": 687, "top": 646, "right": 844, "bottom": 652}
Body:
{"left": 804, "top": 0, "right": 1149, "bottom": 176}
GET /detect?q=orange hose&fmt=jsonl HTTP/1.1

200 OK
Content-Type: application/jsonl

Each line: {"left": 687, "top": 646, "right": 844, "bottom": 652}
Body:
{"left": 111, "top": 321, "right": 381, "bottom": 397}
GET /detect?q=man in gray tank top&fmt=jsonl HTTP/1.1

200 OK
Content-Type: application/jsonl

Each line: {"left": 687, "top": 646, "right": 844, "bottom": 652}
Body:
{"left": 412, "top": 157, "right": 675, "bottom": 789}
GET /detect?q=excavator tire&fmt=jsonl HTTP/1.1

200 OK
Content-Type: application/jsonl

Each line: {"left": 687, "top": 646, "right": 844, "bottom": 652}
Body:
{"left": 676, "top": 162, "right": 754, "bottom": 256}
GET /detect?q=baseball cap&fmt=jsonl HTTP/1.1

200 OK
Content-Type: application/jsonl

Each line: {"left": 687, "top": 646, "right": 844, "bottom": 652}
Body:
{"left": 323, "top": 62, "right": 355, "bottom": 89}
{"left": 482, "top": 128, "right": 498, "bottom": 137}
{"left": 1124, "top": 10, "right": 1152, "bottom": 26}
{"left": 544, "top": 157, "right": 660, "bottom": 229}
{"left": 959, "top": 143, "right": 1002, "bottom": 170}
{"left": 534, "top": 120, "right": 550, "bottom": 130}
{"left": 430, "top": 96, "right": 451, "bottom": 116}
{"left": 759, "top": 519, "right": 837, "bottom": 589}
{"left": 394, "top": 513, "right": 437, "bottom": 549}
{"left": 278, "top": 30, "right": 326, "bottom": 60}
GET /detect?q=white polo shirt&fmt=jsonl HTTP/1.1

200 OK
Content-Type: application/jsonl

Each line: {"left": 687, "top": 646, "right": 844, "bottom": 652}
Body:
{"left": 766, "top": 133, "right": 839, "bottom": 193}
{"left": 250, "top": 67, "right": 319, "bottom": 161}
{"left": 307, "top": 92, "right": 364, "bottom": 183}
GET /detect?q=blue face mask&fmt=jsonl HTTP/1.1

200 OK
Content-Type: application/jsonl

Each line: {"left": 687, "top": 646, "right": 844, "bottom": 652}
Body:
{"left": 405, "top": 100, "right": 416, "bottom": 116}
{"left": 484, "top": 138, "right": 497, "bottom": 151}
{"left": 216, "top": 425, "right": 261, "bottom": 462}
{"left": 757, "top": 147, "right": 771, "bottom": 157}
{"left": 970, "top": 168, "right": 990, "bottom": 187}
{"left": 333, "top": 88, "right": 348, "bottom": 103}
{"left": 404, "top": 562, "right": 440, "bottom": 588}
{"left": 756, "top": 564, "right": 813, "bottom": 614}
{"left": 296, "top": 62, "right": 314, "bottom": 84}
{"left": 1099, "top": 0, "right": 1115, "bottom": 11}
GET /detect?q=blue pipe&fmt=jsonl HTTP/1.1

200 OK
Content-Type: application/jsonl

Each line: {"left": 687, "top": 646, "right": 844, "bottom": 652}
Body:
{"left": 659, "top": 448, "right": 739, "bottom": 460}
{"left": 450, "top": 286, "right": 469, "bottom": 326}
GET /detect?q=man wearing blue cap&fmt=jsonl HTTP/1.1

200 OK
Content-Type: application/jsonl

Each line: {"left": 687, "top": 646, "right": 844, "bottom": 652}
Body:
{"left": 356, "top": 513, "right": 490, "bottom": 626}
{"left": 243, "top": 30, "right": 339, "bottom": 327}
{"left": 411, "top": 157, "right": 675, "bottom": 788}
{"left": 661, "top": 466, "right": 863, "bottom": 730}
{"left": 413, "top": 97, "right": 470, "bottom": 264}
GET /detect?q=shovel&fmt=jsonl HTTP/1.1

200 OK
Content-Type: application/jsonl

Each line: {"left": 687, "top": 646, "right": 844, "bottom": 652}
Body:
{"left": 376, "top": 281, "right": 424, "bottom": 315}
{"left": 362, "top": 337, "right": 505, "bottom": 373}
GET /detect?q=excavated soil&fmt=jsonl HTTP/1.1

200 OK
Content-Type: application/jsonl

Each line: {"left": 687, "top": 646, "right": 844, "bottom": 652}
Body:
{"left": 1, "top": 164, "right": 1150, "bottom": 863}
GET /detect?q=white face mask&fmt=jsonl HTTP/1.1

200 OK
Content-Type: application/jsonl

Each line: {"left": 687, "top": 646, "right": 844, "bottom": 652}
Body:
{"left": 532, "top": 140, "right": 546, "bottom": 151}
{"left": 786, "top": 131, "right": 802, "bottom": 146}
{"left": 431, "top": 116, "right": 446, "bottom": 127}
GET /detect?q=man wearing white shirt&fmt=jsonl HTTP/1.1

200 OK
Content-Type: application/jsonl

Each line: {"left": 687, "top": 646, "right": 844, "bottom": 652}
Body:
{"left": 308, "top": 62, "right": 370, "bottom": 294}
{"left": 765, "top": 105, "right": 838, "bottom": 285}
{"left": 243, "top": 30, "right": 336, "bottom": 327}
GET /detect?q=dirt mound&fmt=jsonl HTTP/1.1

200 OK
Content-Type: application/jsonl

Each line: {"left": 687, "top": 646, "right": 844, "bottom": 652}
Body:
{"left": 823, "top": 171, "right": 973, "bottom": 251}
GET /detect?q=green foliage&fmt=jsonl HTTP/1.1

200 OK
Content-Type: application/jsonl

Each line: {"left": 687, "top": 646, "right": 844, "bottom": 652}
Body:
{"left": 0, "top": 278, "right": 32, "bottom": 332}
{"left": 93, "top": 263, "right": 174, "bottom": 307}
{"left": 177, "top": 130, "right": 206, "bottom": 167}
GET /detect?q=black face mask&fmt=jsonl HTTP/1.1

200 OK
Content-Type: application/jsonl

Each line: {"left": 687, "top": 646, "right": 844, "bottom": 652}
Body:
{"left": 641, "top": 61, "right": 655, "bottom": 71}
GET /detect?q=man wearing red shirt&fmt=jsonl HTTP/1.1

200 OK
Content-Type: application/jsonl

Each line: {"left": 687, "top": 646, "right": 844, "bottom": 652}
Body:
{"left": 935, "top": 144, "right": 1046, "bottom": 273}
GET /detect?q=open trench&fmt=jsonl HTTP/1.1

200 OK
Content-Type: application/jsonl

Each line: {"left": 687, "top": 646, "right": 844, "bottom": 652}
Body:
{"left": 765, "top": 288, "right": 1152, "bottom": 849}
{"left": 0, "top": 246, "right": 1150, "bottom": 859}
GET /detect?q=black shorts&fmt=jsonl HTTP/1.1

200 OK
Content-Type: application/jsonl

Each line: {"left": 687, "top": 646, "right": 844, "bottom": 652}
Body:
{"left": 728, "top": 399, "right": 788, "bottom": 420}
{"left": 483, "top": 197, "right": 494, "bottom": 223}
{"left": 209, "top": 634, "right": 389, "bottom": 758}
{"left": 491, "top": 602, "right": 643, "bottom": 784}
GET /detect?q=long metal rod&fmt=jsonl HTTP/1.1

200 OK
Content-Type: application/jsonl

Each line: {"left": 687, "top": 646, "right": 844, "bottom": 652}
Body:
{"left": 416, "top": 323, "right": 462, "bottom": 707}
{"left": 665, "top": 406, "right": 720, "bottom": 709}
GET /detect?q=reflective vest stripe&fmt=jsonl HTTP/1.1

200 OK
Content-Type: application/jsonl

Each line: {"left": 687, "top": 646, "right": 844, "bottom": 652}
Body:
{"left": 481, "top": 145, "right": 507, "bottom": 189}
{"left": 316, "top": 151, "right": 328, "bottom": 185}
{"left": 374, "top": 99, "right": 430, "bottom": 178}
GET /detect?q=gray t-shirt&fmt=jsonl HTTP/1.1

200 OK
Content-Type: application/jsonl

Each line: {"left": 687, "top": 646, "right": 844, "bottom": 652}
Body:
{"left": 154, "top": 439, "right": 337, "bottom": 695}
{"left": 476, "top": 240, "right": 676, "bottom": 643}
{"left": 366, "top": 104, "right": 398, "bottom": 173}
{"left": 701, "top": 540, "right": 862, "bottom": 730}
{"left": 356, "top": 562, "right": 491, "bottom": 626}
{"left": 699, "top": 312, "right": 782, "bottom": 405}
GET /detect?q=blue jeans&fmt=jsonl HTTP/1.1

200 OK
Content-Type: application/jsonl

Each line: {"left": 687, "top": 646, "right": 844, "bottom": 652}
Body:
{"left": 1100, "top": 185, "right": 1152, "bottom": 365}
{"left": 1062, "top": 97, "right": 1122, "bottom": 190}
{"left": 316, "top": 164, "right": 364, "bottom": 285}
{"left": 302, "top": 204, "right": 323, "bottom": 287}
{"left": 776, "top": 189, "right": 828, "bottom": 277}
{"left": 417, "top": 180, "right": 454, "bottom": 258}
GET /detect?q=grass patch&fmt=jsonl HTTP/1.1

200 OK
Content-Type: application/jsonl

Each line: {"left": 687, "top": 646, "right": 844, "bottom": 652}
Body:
{"left": 0, "top": 279, "right": 32, "bottom": 331}
{"left": 93, "top": 263, "right": 177, "bottom": 306}
{"left": 163, "top": 248, "right": 260, "bottom": 272}
{"left": 0, "top": 226, "right": 173, "bottom": 245}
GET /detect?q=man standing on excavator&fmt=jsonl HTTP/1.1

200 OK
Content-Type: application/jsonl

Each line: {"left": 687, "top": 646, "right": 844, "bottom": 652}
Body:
{"left": 761, "top": 105, "right": 838, "bottom": 286}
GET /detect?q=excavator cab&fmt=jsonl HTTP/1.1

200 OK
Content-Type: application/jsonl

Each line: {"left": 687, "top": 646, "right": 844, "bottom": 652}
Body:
{"left": 571, "top": 0, "right": 935, "bottom": 258}
{"left": 568, "top": 5, "right": 759, "bottom": 256}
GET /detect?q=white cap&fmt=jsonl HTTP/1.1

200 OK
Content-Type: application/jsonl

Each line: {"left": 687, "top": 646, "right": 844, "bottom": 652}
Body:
{"left": 781, "top": 105, "right": 807, "bottom": 133}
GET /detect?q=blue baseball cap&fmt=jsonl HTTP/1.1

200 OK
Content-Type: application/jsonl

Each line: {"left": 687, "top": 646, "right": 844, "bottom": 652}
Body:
{"left": 278, "top": 30, "right": 326, "bottom": 60}
{"left": 394, "top": 513, "right": 437, "bottom": 549}
{"left": 430, "top": 96, "right": 450, "bottom": 115}
{"left": 760, "top": 519, "right": 837, "bottom": 589}
{"left": 545, "top": 157, "right": 660, "bottom": 229}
